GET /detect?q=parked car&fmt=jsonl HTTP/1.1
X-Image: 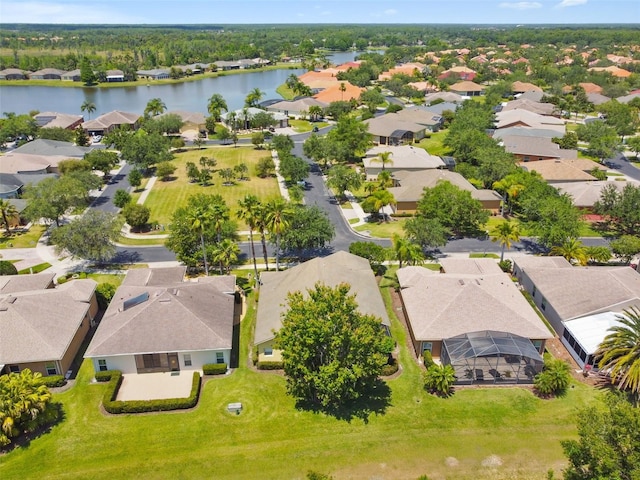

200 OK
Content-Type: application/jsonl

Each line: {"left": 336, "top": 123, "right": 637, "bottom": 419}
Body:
{"left": 92, "top": 134, "right": 102, "bottom": 144}
{"left": 312, "top": 125, "right": 319, "bottom": 133}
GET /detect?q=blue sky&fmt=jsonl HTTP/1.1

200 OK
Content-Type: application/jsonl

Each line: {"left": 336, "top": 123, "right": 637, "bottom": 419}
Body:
{"left": 1, "top": 0, "right": 638, "bottom": 24}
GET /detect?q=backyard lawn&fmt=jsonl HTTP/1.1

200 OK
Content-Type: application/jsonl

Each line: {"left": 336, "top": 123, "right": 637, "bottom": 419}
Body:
{"left": 416, "top": 130, "right": 451, "bottom": 157}
{"left": 142, "top": 145, "right": 281, "bottom": 229}
{"left": 0, "top": 224, "right": 46, "bottom": 249}
{"left": 0, "top": 279, "right": 600, "bottom": 480}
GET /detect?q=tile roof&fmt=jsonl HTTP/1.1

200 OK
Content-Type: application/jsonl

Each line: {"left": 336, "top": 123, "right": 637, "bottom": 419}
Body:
{"left": 254, "top": 251, "right": 390, "bottom": 345}
{"left": 312, "top": 82, "right": 365, "bottom": 103}
{"left": 449, "top": 81, "right": 485, "bottom": 93}
{"left": 511, "top": 81, "right": 543, "bottom": 93}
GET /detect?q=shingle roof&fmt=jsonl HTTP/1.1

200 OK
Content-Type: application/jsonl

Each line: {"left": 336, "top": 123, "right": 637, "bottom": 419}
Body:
{"left": 0, "top": 273, "right": 55, "bottom": 294}
{"left": 424, "top": 92, "right": 464, "bottom": 103}
{"left": 389, "top": 170, "right": 475, "bottom": 202}
{"left": 158, "top": 110, "right": 206, "bottom": 125}
{"left": 439, "top": 258, "right": 503, "bottom": 275}
{"left": 449, "top": 81, "right": 485, "bottom": 93}
{"left": 495, "top": 110, "right": 565, "bottom": 131}
{"left": 12, "top": 139, "right": 93, "bottom": 158}
{"left": 514, "top": 260, "right": 640, "bottom": 320}
{"left": 365, "top": 115, "right": 425, "bottom": 137}
{"left": 82, "top": 111, "right": 140, "bottom": 130}
{"left": 0, "top": 280, "right": 96, "bottom": 364}
{"left": 519, "top": 159, "right": 598, "bottom": 182}
{"left": 555, "top": 180, "right": 629, "bottom": 208}
{"left": 34, "top": 112, "right": 83, "bottom": 129}
{"left": 501, "top": 99, "right": 556, "bottom": 116}
{"left": 85, "top": 268, "right": 235, "bottom": 357}
{"left": 500, "top": 135, "right": 578, "bottom": 159}
{"left": 254, "top": 251, "right": 390, "bottom": 345}
{"left": 364, "top": 145, "right": 444, "bottom": 170}
{"left": 397, "top": 265, "right": 552, "bottom": 341}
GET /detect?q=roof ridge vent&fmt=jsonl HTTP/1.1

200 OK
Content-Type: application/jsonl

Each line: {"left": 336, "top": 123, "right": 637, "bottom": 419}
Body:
{"left": 458, "top": 279, "right": 465, "bottom": 286}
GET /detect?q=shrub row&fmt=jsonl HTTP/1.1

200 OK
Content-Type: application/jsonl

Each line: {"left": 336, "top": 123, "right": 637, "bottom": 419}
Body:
{"left": 203, "top": 363, "right": 227, "bottom": 375}
{"left": 380, "top": 361, "right": 399, "bottom": 377}
{"left": 257, "top": 361, "right": 284, "bottom": 370}
{"left": 97, "top": 370, "right": 201, "bottom": 414}
{"left": 38, "top": 375, "right": 66, "bottom": 388}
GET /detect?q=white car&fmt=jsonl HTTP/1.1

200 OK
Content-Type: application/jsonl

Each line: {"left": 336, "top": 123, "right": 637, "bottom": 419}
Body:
{"left": 92, "top": 135, "right": 102, "bottom": 144}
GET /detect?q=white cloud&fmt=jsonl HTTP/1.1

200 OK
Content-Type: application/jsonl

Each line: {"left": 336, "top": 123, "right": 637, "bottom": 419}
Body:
{"left": 499, "top": 2, "right": 543, "bottom": 10}
{"left": 0, "top": 1, "right": 141, "bottom": 24}
{"left": 384, "top": 9, "right": 398, "bottom": 15}
{"left": 556, "top": 0, "right": 588, "bottom": 7}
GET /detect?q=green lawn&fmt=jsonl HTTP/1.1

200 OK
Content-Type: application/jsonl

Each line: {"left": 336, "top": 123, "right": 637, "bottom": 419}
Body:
{"left": 0, "top": 279, "right": 600, "bottom": 479}
{"left": 289, "top": 119, "right": 330, "bottom": 133}
{"left": 143, "top": 146, "right": 281, "bottom": 229}
{"left": 355, "top": 218, "right": 406, "bottom": 238}
{"left": 416, "top": 130, "right": 451, "bottom": 157}
{"left": 0, "top": 225, "right": 46, "bottom": 249}
{"left": 116, "top": 235, "right": 168, "bottom": 246}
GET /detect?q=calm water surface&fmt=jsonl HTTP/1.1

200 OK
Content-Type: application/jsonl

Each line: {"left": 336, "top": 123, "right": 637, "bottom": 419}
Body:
{"left": 0, "top": 51, "right": 364, "bottom": 116}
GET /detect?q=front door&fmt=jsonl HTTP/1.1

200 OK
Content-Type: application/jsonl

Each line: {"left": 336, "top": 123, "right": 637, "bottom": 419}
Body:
{"left": 168, "top": 353, "right": 180, "bottom": 372}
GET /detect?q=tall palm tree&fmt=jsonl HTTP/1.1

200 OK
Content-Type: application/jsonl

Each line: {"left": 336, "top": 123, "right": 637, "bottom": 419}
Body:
{"left": 265, "top": 198, "right": 293, "bottom": 271}
{"left": 595, "top": 306, "right": 640, "bottom": 401}
{"left": 80, "top": 100, "right": 96, "bottom": 120}
{"left": 210, "top": 201, "right": 230, "bottom": 273}
{"left": 550, "top": 238, "right": 588, "bottom": 266}
{"left": 237, "top": 194, "right": 261, "bottom": 281}
{"left": 207, "top": 93, "right": 228, "bottom": 121}
{"left": 255, "top": 203, "right": 270, "bottom": 271}
{"left": 393, "top": 234, "right": 424, "bottom": 269}
{"left": 185, "top": 204, "right": 213, "bottom": 275}
{"left": 339, "top": 82, "right": 347, "bottom": 101}
{"left": 212, "top": 239, "right": 240, "bottom": 275}
{"left": 372, "top": 151, "right": 393, "bottom": 171}
{"left": 0, "top": 199, "right": 19, "bottom": 235}
{"left": 245, "top": 87, "right": 264, "bottom": 108}
{"left": 308, "top": 105, "right": 323, "bottom": 122}
{"left": 491, "top": 220, "right": 521, "bottom": 262}
{"left": 144, "top": 97, "right": 166, "bottom": 117}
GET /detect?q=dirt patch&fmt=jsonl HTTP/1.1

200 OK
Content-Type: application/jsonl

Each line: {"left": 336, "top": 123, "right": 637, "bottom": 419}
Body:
{"left": 482, "top": 455, "right": 504, "bottom": 467}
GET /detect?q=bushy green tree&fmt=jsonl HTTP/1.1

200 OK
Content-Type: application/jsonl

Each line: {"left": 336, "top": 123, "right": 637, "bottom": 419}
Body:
{"left": 349, "top": 241, "right": 388, "bottom": 272}
{"left": 610, "top": 235, "right": 640, "bottom": 264}
{"left": 279, "top": 205, "right": 335, "bottom": 255}
{"left": 128, "top": 169, "right": 142, "bottom": 190}
{"left": 423, "top": 364, "right": 456, "bottom": 397}
{"left": 275, "top": 283, "right": 394, "bottom": 409}
{"left": 326, "top": 165, "right": 362, "bottom": 202}
{"left": 155, "top": 161, "right": 177, "bottom": 181}
{"left": 0, "top": 260, "right": 18, "bottom": 275}
{"left": 534, "top": 358, "right": 571, "bottom": 397}
{"left": 122, "top": 203, "right": 150, "bottom": 231}
{"left": 113, "top": 189, "right": 131, "bottom": 209}
{"left": 278, "top": 154, "right": 309, "bottom": 184}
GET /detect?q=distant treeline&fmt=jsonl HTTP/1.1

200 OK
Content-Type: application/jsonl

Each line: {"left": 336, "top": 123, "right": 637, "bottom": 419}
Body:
{"left": 1, "top": 24, "right": 638, "bottom": 73}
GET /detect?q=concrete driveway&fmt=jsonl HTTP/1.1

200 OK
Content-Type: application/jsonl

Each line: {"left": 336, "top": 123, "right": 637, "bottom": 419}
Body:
{"left": 116, "top": 371, "right": 196, "bottom": 401}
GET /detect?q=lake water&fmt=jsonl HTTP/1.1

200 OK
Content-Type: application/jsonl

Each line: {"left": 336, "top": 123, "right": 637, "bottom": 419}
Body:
{"left": 0, "top": 51, "right": 365, "bottom": 117}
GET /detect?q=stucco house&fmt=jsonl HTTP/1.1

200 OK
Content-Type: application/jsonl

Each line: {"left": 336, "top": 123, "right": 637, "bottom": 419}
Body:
{"left": 519, "top": 158, "right": 604, "bottom": 183}
{"left": 29, "top": 68, "right": 65, "bottom": 80}
{"left": 34, "top": 112, "right": 84, "bottom": 130}
{"left": 448, "top": 81, "right": 485, "bottom": 97}
{"left": 513, "top": 256, "right": 640, "bottom": 369}
{"left": 363, "top": 145, "right": 444, "bottom": 181}
{"left": 85, "top": 267, "right": 237, "bottom": 375}
{"left": 397, "top": 259, "right": 552, "bottom": 383}
{"left": 267, "top": 97, "right": 328, "bottom": 118}
{"left": 0, "top": 276, "right": 98, "bottom": 377}
{"left": 365, "top": 115, "right": 426, "bottom": 146}
{"left": 0, "top": 68, "right": 27, "bottom": 80}
{"left": 500, "top": 135, "right": 578, "bottom": 162}
{"left": 254, "top": 251, "right": 390, "bottom": 363}
{"left": 82, "top": 110, "right": 141, "bottom": 136}
{"left": 388, "top": 170, "right": 502, "bottom": 215}
{"left": 61, "top": 69, "right": 81, "bottom": 81}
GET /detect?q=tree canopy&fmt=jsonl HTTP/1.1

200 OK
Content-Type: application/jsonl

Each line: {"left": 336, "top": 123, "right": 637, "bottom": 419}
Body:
{"left": 278, "top": 205, "right": 335, "bottom": 255}
{"left": 275, "top": 283, "right": 393, "bottom": 410}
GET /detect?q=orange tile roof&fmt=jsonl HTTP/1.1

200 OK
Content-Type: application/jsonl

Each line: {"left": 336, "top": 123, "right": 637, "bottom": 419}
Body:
{"left": 313, "top": 82, "right": 365, "bottom": 103}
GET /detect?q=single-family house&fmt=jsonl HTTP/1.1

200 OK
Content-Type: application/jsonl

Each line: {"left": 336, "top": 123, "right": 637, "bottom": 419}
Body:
{"left": 61, "top": 69, "right": 81, "bottom": 82}
{"left": 449, "top": 81, "right": 485, "bottom": 97}
{"left": 562, "top": 82, "right": 603, "bottom": 95}
{"left": 407, "top": 81, "right": 439, "bottom": 93}
{"left": 34, "top": 112, "right": 84, "bottom": 130}
{"left": 254, "top": 251, "right": 390, "bottom": 363}
{"left": 500, "top": 135, "right": 578, "bottom": 162}
{"left": 492, "top": 127, "right": 559, "bottom": 140}
{"left": 500, "top": 99, "right": 558, "bottom": 117}
{"left": 388, "top": 170, "right": 502, "bottom": 214}
{"left": 363, "top": 145, "right": 444, "bottom": 181}
{"left": 82, "top": 110, "right": 141, "bottom": 136}
{"left": 397, "top": 259, "right": 552, "bottom": 383}
{"left": 424, "top": 92, "right": 464, "bottom": 104}
{"left": 513, "top": 256, "right": 640, "bottom": 368}
{"left": 588, "top": 66, "right": 632, "bottom": 78}
{"left": 495, "top": 109, "right": 565, "bottom": 133}
{"left": 616, "top": 92, "right": 640, "bottom": 105}
{"left": 11, "top": 138, "right": 93, "bottom": 158}
{"left": 393, "top": 107, "right": 444, "bottom": 132}
{"left": 313, "top": 82, "right": 365, "bottom": 103}
{"left": 0, "top": 172, "right": 55, "bottom": 199}
{"left": 586, "top": 93, "right": 611, "bottom": 106}
{"left": 378, "top": 63, "right": 425, "bottom": 81}
{"left": 554, "top": 180, "right": 629, "bottom": 210}
{"left": 438, "top": 66, "right": 477, "bottom": 82}
{"left": 519, "top": 158, "right": 604, "bottom": 183}
{"left": 105, "top": 69, "right": 125, "bottom": 82}
{"left": 136, "top": 68, "right": 170, "bottom": 80}
{"left": 511, "top": 81, "right": 543, "bottom": 94}
{"left": 0, "top": 68, "right": 27, "bottom": 80}
{"left": 29, "top": 68, "right": 65, "bottom": 80}
{"left": 85, "top": 267, "right": 237, "bottom": 375}
{"left": 221, "top": 107, "right": 288, "bottom": 129}
{"left": 0, "top": 276, "right": 98, "bottom": 377}
{"left": 158, "top": 110, "right": 206, "bottom": 130}
{"left": 267, "top": 97, "right": 328, "bottom": 118}
{"left": 364, "top": 115, "right": 426, "bottom": 146}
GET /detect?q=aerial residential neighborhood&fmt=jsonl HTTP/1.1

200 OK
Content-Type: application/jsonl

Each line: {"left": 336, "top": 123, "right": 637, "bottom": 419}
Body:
{"left": 0, "top": 8, "right": 639, "bottom": 480}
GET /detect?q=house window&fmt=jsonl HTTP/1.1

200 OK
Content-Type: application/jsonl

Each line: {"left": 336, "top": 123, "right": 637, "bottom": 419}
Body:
{"left": 45, "top": 362, "right": 57, "bottom": 376}
{"left": 523, "top": 156, "right": 530, "bottom": 162}
{"left": 184, "top": 354, "right": 192, "bottom": 367}
{"left": 532, "top": 286, "right": 537, "bottom": 298}
{"left": 422, "top": 342, "right": 433, "bottom": 355}
{"left": 143, "top": 354, "right": 162, "bottom": 369}
{"left": 264, "top": 348, "right": 273, "bottom": 356}
{"left": 541, "top": 297, "right": 546, "bottom": 311}
{"left": 98, "top": 359, "right": 108, "bottom": 372}
{"left": 216, "top": 352, "right": 225, "bottom": 364}
{"left": 532, "top": 340, "right": 543, "bottom": 351}
{"left": 9, "top": 365, "right": 19, "bottom": 373}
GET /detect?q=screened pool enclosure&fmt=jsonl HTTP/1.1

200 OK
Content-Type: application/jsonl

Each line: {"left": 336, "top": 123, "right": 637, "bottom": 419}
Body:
{"left": 441, "top": 331, "right": 544, "bottom": 384}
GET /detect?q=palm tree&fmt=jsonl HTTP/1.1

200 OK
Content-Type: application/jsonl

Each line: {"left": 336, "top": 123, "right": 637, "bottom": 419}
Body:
{"left": 585, "top": 245, "right": 612, "bottom": 265}
{"left": 339, "top": 82, "right": 347, "bottom": 101}
{"left": 245, "top": 87, "right": 264, "bottom": 108}
{"left": 0, "top": 199, "right": 19, "bottom": 235}
{"left": 550, "top": 238, "right": 588, "bottom": 266}
{"left": 491, "top": 220, "right": 521, "bottom": 262}
{"left": 424, "top": 364, "right": 456, "bottom": 397}
{"left": 265, "top": 198, "right": 293, "bottom": 271}
{"left": 237, "top": 195, "right": 262, "bottom": 281}
{"left": 185, "top": 204, "right": 213, "bottom": 275}
{"left": 308, "top": 105, "right": 323, "bottom": 122}
{"left": 372, "top": 151, "right": 393, "bottom": 171}
{"left": 212, "top": 239, "right": 240, "bottom": 275}
{"left": 80, "top": 100, "right": 96, "bottom": 120}
{"left": 207, "top": 93, "right": 228, "bottom": 121}
{"left": 144, "top": 97, "right": 166, "bottom": 117}
{"left": 254, "top": 203, "right": 270, "bottom": 271}
{"left": 226, "top": 111, "right": 238, "bottom": 131}
{"left": 377, "top": 170, "right": 393, "bottom": 189}
{"left": 361, "top": 189, "right": 395, "bottom": 222}
{"left": 393, "top": 234, "right": 425, "bottom": 269}
{"left": 595, "top": 306, "right": 640, "bottom": 401}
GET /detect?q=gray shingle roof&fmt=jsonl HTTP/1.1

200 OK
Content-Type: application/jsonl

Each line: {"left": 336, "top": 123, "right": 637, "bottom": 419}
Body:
{"left": 12, "top": 139, "right": 93, "bottom": 158}
{"left": 254, "top": 251, "right": 390, "bottom": 345}
{"left": 85, "top": 268, "right": 235, "bottom": 357}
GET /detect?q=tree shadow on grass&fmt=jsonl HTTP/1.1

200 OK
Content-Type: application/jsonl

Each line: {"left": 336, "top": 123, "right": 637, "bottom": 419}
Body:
{"left": 0, "top": 402, "right": 65, "bottom": 453}
{"left": 295, "top": 378, "right": 392, "bottom": 423}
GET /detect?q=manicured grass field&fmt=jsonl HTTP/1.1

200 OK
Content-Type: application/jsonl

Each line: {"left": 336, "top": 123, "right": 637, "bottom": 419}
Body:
{"left": 0, "top": 225, "right": 46, "bottom": 249}
{"left": 355, "top": 218, "right": 406, "bottom": 238}
{"left": 0, "top": 279, "right": 599, "bottom": 479}
{"left": 143, "top": 145, "right": 281, "bottom": 229}
{"left": 416, "top": 130, "right": 451, "bottom": 157}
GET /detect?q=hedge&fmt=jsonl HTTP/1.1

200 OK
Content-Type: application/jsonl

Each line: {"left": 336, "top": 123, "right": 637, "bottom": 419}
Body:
{"left": 38, "top": 375, "right": 66, "bottom": 388}
{"left": 380, "top": 361, "right": 399, "bottom": 377}
{"left": 203, "top": 363, "right": 227, "bottom": 375}
{"left": 257, "top": 361, "right": 284, "bottom": 370}
{"left": 97, "top": 370, "right": 201, "bottom": 414}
